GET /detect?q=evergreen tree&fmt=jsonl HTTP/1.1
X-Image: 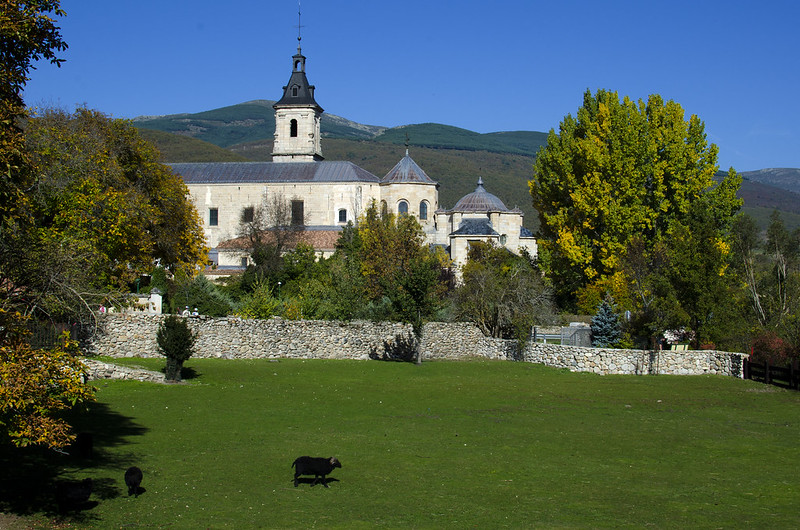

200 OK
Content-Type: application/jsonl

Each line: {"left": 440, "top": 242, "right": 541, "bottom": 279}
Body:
{"left": 156, "top": 316, "right": 197, "bottom": 381}
{"left": 591, "top": 299, "right": 622, "bottom": 348}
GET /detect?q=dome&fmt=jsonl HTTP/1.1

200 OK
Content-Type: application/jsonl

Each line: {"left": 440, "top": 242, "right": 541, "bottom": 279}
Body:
{"left": 451, "top": 178, "right": 509, "bottom": 212}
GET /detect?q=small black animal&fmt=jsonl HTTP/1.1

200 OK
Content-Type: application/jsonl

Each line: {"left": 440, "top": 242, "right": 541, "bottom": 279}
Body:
{"left": 292, "top": 456, "right": 342, "bottom": 488}
{"left": 56, "top": 478, "right": 92, "bottom": 512}
{"left": 124, "top": 466, "right": 143, "bottom": 497}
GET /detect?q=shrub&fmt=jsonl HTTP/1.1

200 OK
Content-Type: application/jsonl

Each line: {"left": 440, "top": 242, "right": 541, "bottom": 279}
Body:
{"left": 156, "top": 316, "right": 197, "bottom": 381}
{"left": 750, "top": 331, "right": 794, "bottom": 366}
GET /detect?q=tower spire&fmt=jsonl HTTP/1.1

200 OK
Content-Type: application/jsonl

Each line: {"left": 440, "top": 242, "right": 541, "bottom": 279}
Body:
{"left": 296, "top": 1, "right": 303, "bottom": 53}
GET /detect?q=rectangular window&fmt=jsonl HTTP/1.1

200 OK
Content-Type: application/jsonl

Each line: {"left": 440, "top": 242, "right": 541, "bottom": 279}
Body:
{"left": 291, "top": 200, "right": 304, "bottom": 226}
{"left": 209, "top": 208, "right": 219, "bottom": 226}
{"left": 241, "top": 257, "right": 248, "bottom": 268}
{"left": 242, "top": 206, "right": 254, "bottom": 223}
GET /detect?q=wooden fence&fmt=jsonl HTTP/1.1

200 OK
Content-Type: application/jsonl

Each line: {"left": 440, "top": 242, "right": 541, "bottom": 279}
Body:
{"left": 743, "top": 359, "right": 800, "bottom": 390}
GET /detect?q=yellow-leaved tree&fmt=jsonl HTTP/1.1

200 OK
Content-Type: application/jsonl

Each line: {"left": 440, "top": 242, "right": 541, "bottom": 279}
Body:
{"left": 530, "top": 89, "right": 741, "bottom": 347}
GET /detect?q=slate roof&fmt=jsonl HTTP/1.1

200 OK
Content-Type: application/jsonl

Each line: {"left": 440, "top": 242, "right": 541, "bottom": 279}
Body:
{"left": 274, "top": 48, "right": 323, "bottom": 111}
{"left": 169, "top": 161, "right": 380, "bottom": 184}
{"left": 520, "top": 226, "right": 534, "bottom": 238}
{"left": 450, "top": 218, "right": 499, "bottom": 236}
{"left": 381, "top": 151, "right": 438, "bottom": 185}
{"left": 450, "top": 178, "right": 511, "bottom": 213}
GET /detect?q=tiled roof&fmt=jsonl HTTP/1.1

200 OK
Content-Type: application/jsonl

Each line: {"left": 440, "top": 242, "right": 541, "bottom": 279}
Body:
{"left": 216, "top": 226, "right": 342, "bottom": 252}
{"left": 170, "top": 161, "right": 379, "bottom": 184}
{"left": 381, "top": 151, "right": 437, "bottom": 185}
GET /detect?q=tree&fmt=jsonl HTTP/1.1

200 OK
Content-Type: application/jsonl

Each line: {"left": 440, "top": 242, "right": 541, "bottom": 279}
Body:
{"left": 451, "top": 242, "right": 555, "bottom": 341}
{"left": 591, "top": 298, "right": 622, "bottom": 347}
{"left": 0, "top": 310, "right": 95, "bottom": 449}
{"left": 732, "top": 211, "right": 800, "bottom": 357}
{"left": 237, "top": 192, "right": 305, "bottom": 292}
{"left": 0, "top": 1, "right": 98, "bottom": 451}
{"left": 0, "top": 107, "right": 210, "bottom": 327}
{"left": 530, "top": 89, "right": 742, "bottom": 345}
{"left": 0, "top": 0, "right": 66, "bottom": 220}
{"left": 357, "top": 202, "right": 450, "bottom": 328}
{"left": 156, "top": 315, "right": 197, "bottom": 381}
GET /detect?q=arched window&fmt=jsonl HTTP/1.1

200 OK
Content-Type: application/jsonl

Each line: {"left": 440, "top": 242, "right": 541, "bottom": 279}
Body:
{"left": 398, "top": 200, "right": 408, "bottom": 216}
{"left": 380, "top": 201, "right": 388, "bottom": 217}
{"left": 338, "top": 209, "right": 347, "bottom": 223}
{"left": 290, "top": 119, "right": 298, "bottom": 138}
{"left": 419, "top": 201, "right": 428, "bottom": 220}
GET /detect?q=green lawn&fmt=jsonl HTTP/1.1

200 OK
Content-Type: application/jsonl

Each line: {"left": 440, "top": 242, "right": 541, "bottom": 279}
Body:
{"left": 3, "top": 358, "right": 799, "bottom": 528}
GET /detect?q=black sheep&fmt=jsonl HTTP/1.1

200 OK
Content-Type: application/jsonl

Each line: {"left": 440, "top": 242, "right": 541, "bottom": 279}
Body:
{"left": 56, "top": 478, "right": 92, "bottom": 512}
{"left": 292, "top": 456, "right": 341, "bottom": 488}
{"left": 124, "top": 466, "right": 143, "bottom": 497}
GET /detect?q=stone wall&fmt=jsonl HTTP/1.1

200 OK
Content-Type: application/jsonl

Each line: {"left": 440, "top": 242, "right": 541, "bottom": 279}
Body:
{"left": 85, "top": 314, "right": 746, "bottom": 378}
{"left": 87, "top": 314, "right": 413, "bottom": 361}
{"left": 523, "top": 343, "right": 746, "bottom": 377}
{"left": 82, "top": 359, "right": 166, "bottom": 383}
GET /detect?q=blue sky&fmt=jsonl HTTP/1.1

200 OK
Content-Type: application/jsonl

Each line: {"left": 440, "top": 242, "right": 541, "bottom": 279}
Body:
{"left": 23, "top": 0, "right": 800, "bottom": 172}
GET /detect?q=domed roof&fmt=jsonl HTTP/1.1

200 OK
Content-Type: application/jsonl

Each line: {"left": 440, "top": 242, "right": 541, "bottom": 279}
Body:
{"left": 451, "top": 178, "right": 509, "bottom": 212}
{"left": 381, "top": 150, "right": 437, "bottom": 185}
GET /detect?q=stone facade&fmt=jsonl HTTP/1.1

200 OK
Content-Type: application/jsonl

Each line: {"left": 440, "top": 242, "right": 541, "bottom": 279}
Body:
{"left": 85, "top": 314, "right": 746, "bottom": 378}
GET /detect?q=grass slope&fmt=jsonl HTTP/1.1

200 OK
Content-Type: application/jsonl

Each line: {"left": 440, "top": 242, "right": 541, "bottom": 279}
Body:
{"left": 4, "top": 359, "right": 799, "bottom": 528}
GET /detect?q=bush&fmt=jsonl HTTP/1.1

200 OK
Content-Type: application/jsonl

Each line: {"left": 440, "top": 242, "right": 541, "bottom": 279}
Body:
{"left": 156, "top": 316, "right": 197, "bottom": 381}
{"left": 750, "top": 331, "right": 795, "bottom": 366}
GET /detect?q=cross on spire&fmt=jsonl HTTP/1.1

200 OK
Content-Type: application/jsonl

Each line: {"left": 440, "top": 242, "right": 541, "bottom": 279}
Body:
{"left": 296, "top": 1, "right": 304, "bottom": 52}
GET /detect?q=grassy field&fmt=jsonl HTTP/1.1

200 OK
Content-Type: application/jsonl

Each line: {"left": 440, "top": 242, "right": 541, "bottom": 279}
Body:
{"left": 2, "top": 358, "right": 799, "bottom": 528}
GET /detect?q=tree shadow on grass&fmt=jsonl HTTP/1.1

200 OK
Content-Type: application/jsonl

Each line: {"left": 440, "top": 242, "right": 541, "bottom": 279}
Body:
{"left": 0, "top": 400, "right": 148, "bottom": 522}
{"left": 157, "top": 364, "right": 201, "bottom": 381}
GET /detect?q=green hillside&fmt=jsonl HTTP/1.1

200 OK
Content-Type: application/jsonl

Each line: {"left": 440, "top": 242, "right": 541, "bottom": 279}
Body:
{"left": 138, "top": 129, "right": 249, "bottom": 162}
{"left": 374, "top": 123, "right": 548, "bottom": 156}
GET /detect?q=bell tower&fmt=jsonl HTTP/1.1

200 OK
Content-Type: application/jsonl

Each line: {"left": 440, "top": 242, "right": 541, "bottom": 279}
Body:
{"left": 272, "top": 31, "right": 324, "bottom": 162}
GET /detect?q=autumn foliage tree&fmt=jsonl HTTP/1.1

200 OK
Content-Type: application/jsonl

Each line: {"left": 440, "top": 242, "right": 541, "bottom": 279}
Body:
{"left": 530, "top": 89, "right": 741, "bottom": 346}
{"left": 0, "top": 1, "right": 99, "bottom": 450}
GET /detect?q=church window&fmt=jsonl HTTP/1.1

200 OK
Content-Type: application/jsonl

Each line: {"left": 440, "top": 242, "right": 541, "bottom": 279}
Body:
{"left": 242, "top": 206, "right": 254, "bottom": 223}
{"left": 290, "top": 119, "right": 298, "bottom": 137}
{"left": 292, "top": 85, "right": 298, "bottom": 97}
{"left": 338, "top": 209, "right": 347, "bottom": 223}
{"left": 291, "top": 200, "right": 304, "bottom": 226}
{"left": 209, "top": 208, "right": 218, "bottom": 226}
{"left": 380, "top": 201, "right": 388, "bottom": 218}
{"left": 419, "top": 201, "right": 428, "bottom": 220}
{"left": 398, "top": 200, "right": 408, "bottom": 216}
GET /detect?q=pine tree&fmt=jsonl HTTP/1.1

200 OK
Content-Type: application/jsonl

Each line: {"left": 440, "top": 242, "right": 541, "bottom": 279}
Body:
{"left": 591, "top": 299, "right": 622, "bottom": 348}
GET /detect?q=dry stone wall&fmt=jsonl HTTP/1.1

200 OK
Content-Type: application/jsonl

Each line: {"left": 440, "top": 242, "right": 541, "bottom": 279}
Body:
{"left": 85, "top": 314, "right": 746, "bottom": 378}
{"left": 87, "top": 314, "right": 413, "bottom": 361}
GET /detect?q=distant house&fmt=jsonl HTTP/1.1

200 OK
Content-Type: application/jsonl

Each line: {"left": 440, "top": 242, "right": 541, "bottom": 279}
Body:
{"left": 170, "top": 40, "right": 535, "bottom": 272}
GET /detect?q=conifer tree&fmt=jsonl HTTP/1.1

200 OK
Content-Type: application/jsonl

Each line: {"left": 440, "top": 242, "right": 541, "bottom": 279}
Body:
{"left": 156, "top": 316, "right": 197, "bottom": 381}
{"left": 591, "top": 299, "right": 622, "bottom": 348}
